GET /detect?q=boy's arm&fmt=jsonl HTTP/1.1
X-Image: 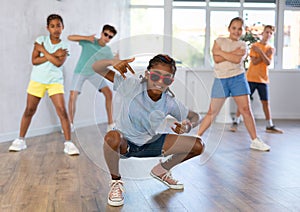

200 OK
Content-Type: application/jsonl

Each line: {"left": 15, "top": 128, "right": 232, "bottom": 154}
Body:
{"left": 171, "top": 111, "right": 202, "bottom": 134}
{"left": 67, "top": 34, "right": 95, "bottom": 42}
{"left": 32, "top": 42, "right": 68, "bottom": 67}
{"left": 93, "top": 58, "right": 135, "bottom": 83}
{"left": 251, "top": 45, "right": 273, "bottom": 66}
{"left": 92, "top": 59, "right": 117, "bottom": 82}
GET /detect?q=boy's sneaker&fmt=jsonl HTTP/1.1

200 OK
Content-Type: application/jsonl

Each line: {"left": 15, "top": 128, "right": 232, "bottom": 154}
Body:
{"left": 250, "top": 137, "right": 270, "bottom": 152}
{"left": 150, "top": 163, "right": 184, "bottom": 190}
{"left": 106, "top": 123, "right": 116, "bottom": 132}
{"left": 9, "top": 138, "right": 27, "bottom": 151}
{"left": 230, "top": 122, "right": 238, "bottom": 132}
{"left": 64, "top": 142, "right": 80, "bottom": 156}
{"left": 266, "top": 126, "right": 283, "bottom": 134}
{"left": 108, "top": 180, "right": 124, "bottom": 207}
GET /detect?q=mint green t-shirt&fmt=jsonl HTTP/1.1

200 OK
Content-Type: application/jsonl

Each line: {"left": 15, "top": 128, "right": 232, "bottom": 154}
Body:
{"left": 30, "top": 36, "right": 69, "bottom": 84}
{"left": 73, "top": 38, "right": 114, "bottom": 76}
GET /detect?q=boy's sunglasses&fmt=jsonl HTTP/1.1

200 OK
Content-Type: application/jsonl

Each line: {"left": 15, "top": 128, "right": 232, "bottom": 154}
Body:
{"left": 149, "top": 71, "right": 174, "bottom": 85}
{"left": 104, "top": 32, "right": 114, "bottom": 39}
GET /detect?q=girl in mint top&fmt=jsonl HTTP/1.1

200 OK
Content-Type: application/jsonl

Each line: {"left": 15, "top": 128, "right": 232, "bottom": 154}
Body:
{"left": 8, "top": 14, "right": 80, "bottom": 156}
{"left": 31, "top": 35, "right": 69, "bottom": 84}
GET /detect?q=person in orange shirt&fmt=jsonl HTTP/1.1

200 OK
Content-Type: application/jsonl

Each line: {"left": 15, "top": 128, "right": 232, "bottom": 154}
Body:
{"left": 231, "top": 25, "right": 283, "bottom": 134}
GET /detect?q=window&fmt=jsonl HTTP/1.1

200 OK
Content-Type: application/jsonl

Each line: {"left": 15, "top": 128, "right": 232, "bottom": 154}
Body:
{"left": 282, "top": 10, "right": 300, "bottom": 69}
{"left": 172, "top": 9, "right": 206, "bottom": 67}
{"left": 127, "top": 0, "right": 300, "bottom": 70}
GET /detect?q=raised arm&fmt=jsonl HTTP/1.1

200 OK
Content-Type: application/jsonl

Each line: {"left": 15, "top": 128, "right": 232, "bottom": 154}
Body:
{"left": 32, "top": 42, "right": 68, "bottom": 67}
{"left": 67, "top": 34, "right": 95, "bottom": 42}
{"left": 93, "top": 57, "right": 135, "bottom": 83}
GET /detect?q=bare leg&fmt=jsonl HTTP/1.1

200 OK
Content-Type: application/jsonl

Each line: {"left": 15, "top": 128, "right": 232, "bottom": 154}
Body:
{"left": 101, "top": 86, "right": 114, "bottom": 125}
{"left": 197, "top": 98, "right": 226, "bottom": 136}
{"left": 50, "top": 93, "right": 71, "bottom": 141}
{"left": 261, "top": 100, "right": 271, "bottom": 121}
{"left": 68, "top": 90, "right": 79, "bottom": 124}
{"left": 233, "top": 95, "right": 257, "bottom": 140}
{"left": 235, "top": 109, "right": 241, "bottom": 119}
{"left": 103, "top": 131, "right": 127, "bottom": 179}
{"left": 161, "top": 134, "right": 204, "bottom": 170}
{"left": 19, "top": 94, "right": 41, "bottom": 137}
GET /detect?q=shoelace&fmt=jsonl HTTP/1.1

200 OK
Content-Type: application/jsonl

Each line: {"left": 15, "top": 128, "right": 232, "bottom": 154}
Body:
{"left": 161, "top": 171, "right": 178, "bottom": 185}
{"left": 109, "top": 181, "right": 125, "bottom": 199}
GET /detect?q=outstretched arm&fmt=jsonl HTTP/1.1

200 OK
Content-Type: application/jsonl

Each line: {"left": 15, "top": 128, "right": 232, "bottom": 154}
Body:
{"left": 67, "top": 34, "right": 95, "bottom": 42}
{"left": 93, "top": 57, "right": 135, "bottom": 83}
{"left": 171, "top": 111, "right": 202, "bottom": 134}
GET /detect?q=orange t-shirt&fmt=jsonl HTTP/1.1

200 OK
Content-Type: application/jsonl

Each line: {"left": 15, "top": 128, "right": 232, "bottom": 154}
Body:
{"left": 246, "top": 42, "right": 273, "bottom": 84}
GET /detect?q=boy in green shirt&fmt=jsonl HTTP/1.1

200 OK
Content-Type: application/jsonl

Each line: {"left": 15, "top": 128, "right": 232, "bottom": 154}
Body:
{"left": 68, "top": 25, "right": 117, "bottom": 132}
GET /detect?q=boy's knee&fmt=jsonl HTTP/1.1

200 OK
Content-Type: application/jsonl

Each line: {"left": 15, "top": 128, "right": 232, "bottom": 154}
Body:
{"left": 104, "top": 131, "right": 121, "bottom": 150}
{"left": 102, "top": 88, "right": 112, "bottom": 99}
{"left": 195, "top": 137, "right": 205, "bottom": 155}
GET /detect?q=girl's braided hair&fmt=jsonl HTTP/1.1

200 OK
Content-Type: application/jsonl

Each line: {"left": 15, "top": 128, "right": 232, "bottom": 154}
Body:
{"left": 140, "top": 54, "right": 176, "bottom": 97}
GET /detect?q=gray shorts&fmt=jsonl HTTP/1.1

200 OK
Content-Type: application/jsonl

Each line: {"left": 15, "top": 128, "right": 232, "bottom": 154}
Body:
{"left": 70, "top": 73, "right": 108, "bottom": 93}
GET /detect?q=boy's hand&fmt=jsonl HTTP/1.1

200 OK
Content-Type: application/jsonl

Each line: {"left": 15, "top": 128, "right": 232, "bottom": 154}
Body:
{"left": 266, "top": 48, "right": 274, "bottom": 57}
{"left": 87, "top": 34, "right": 96, "bottom": 43}
{"left": 171, "top": 120, "right": 192, "bottom": 134}
{"left": 251, "top": 45, "right": 262, "bottom": 54}
{"left": 113, "top": 58, "right": 135, "bottom": 79}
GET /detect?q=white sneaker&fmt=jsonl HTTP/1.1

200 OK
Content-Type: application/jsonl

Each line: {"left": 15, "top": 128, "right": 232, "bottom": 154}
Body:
{"left": 250, "top": 138, "right": 270, "bottom": 152}
{"left": 108, "top": 180, "right": 125, "bottom": 207}
{"left": 106, "top": 123, "right": 116, "bottom": 132}
{"left": 64, "top": 142, "right": 80, "bottom": 155}
{"left": 9, "top": 138, "right": 27, "bottom": 151}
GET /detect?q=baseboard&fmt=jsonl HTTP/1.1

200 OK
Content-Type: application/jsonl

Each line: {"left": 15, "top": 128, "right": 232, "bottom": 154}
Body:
{"left": 0, "top": 119, "right": 105, "bottom": 143}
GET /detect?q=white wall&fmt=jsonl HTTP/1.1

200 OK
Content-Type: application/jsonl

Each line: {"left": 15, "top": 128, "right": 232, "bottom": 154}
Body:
{"left": 0, "top": 0, "right": 126, "bottom": 142}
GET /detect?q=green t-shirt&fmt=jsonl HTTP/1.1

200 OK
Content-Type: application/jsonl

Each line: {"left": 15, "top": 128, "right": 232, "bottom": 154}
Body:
{"left": 74, "top": 38, "right": 114, "bottom": 75}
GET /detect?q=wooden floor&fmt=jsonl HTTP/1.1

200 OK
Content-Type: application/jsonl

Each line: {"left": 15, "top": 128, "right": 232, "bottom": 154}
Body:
{"left": 0, "top": 120, "right": 300, "bottom": 212}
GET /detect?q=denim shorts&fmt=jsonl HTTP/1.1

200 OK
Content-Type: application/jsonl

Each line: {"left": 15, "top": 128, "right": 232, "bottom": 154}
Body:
{"left": 211, "top": 73, "right": 250, "bottom": 98}
{"left": 121, "top": 134, "right": 167, "bottom": 158}
{"left": 248, "top": 81, "right": 269, "bottom": 101}
{"left": 70, "top": 73, "right": 108, "bottom": 93}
